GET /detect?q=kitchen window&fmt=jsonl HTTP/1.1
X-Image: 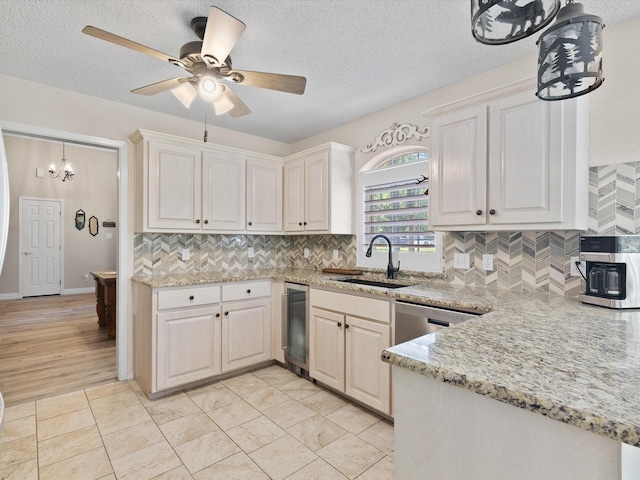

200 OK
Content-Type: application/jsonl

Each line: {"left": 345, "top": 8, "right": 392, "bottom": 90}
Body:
{"left": 357, "top": 148, "right": 442, "bottom": 272}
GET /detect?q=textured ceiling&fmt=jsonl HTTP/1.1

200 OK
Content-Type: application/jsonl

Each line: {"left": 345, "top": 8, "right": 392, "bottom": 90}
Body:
{"left": 2, "top": 1, "right": 640, "bottom": 144}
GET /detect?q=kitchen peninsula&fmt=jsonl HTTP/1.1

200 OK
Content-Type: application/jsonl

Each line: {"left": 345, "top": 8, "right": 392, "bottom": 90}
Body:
{"left": 132, "top": 268, "right": 640, "bottom": 479}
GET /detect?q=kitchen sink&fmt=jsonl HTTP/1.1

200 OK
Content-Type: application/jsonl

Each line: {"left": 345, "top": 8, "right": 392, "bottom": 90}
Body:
{"left": 332, "top": 277, "right": 412, "bottom": 289}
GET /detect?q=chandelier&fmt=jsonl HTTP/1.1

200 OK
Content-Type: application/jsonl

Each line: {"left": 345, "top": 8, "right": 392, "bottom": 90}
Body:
{"left": 49, "top": 142, "right": 74, "bottom": 182}
{"left": 471, "top": 0, "right": 605, "bottom": 101}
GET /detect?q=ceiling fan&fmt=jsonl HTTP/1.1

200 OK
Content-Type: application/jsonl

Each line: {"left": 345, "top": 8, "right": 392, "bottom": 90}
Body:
{"left": 82, "top": 6, "right": 307, "bottom": 117}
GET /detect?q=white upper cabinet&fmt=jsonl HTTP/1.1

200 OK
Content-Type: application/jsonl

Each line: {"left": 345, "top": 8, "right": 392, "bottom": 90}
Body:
{"left": 202, "top": 151, "right": 246, "bottom": 231}
{"left": 283, "top": 143, "right": 355, "bottom": 234}
{"left": 426, "top": 79, "right": 589, "bottom": 231}
{"left": 132, "top": 130, "right": 282, "bottom": 234}
{"left": 246, "top": 157, "right": 283, "bottom": 232}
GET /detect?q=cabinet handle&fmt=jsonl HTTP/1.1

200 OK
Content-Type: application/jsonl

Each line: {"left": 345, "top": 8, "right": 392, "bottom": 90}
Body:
{"left": 248, "top": 221, "right": 253, "bottom": 226}
{"left": 224, "top": 311, "right": 229, "bottom": 316}
{"left": 476, "top": 210, "right": 483, "bottom": 216}
{"left": 345, "top": 324, "right": 350, "bottom": 329}
{"left": 489, "top": 209, "right": 496, "bottom": 215}
{"left": 215, "top": 313, "right": 220, "bottom": 318}
{"left": 195, "top": 219, "right": 200, "bottom": 224}
{"left": 337, "top": 322, "right": 342, "bottom": 327}
{"left": 204, "top": 219, "right": 209, "bottom": 224}
{"left": 189, "top": 295, "right": 194, "bottom": 301}
{"left": 246, "top": 289, "right": 251, "bottom": 294}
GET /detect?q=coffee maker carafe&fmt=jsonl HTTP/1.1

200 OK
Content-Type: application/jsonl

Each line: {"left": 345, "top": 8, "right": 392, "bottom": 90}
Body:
{"left": 580, "top": 236, "right": 640, "bottom": 309}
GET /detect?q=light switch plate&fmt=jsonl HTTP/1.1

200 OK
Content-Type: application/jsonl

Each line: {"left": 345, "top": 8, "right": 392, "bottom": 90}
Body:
{"left": 482, "top": 254, "right": 493, "bottom": 271}
{"left": 248, "top": 247, "right": 255, "bottom": 258}
{"left": 303, "top": 248, "right": 309, "bottom": 258}
{"left": 181, "top": 248, "right": 190, "bottom": 261}
{"left": 333, "top": 249, "right": 340, "bottom": 261}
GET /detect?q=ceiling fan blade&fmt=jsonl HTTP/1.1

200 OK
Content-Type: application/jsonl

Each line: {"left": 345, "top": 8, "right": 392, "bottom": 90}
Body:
{"left": 223, "top": 86, "right": 251, "bottom": 117}
{"left": 228, "top": 70, "right": 307, "bottom": 95}
{"left": 131, "top": 78, "right": 188, "bottom": 96}
{"left": 82, "top": 26, "right": 178, "bottom": 64}
{"left": 201, "top": 7, "right": 246, "bottom": 66}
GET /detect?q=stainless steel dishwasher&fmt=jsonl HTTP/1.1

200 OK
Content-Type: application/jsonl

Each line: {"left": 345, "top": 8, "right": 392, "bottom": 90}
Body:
{"left": 394, "top": 300, "right": 480, "bottom": 345}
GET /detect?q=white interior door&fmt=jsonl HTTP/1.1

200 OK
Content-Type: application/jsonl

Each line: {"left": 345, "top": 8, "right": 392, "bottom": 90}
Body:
{"left": 0, "top": 127, "right": 8, "bottom": 276}
{"left": 20, "top": 197, "right": 62, "bottom": 297}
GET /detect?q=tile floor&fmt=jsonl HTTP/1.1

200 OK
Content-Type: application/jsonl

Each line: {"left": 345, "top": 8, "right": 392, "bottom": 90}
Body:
{"left": 0, "top": 365, "right": 394, "bottom": 479}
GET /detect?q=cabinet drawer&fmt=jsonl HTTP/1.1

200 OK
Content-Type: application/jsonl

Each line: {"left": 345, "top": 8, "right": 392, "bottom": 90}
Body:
{"left": 157, "top": 286, "right": 221, "bottom": 310}
{"left": 222, "top": 281, "right": 271, "bottom": 302}
{"left": 310, "top": 288, "right": 390, "bottom": 323}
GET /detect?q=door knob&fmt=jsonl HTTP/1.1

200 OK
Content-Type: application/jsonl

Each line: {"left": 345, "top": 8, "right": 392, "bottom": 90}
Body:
{"left": 22, "top": 251, "right": 32, "bottom": 255}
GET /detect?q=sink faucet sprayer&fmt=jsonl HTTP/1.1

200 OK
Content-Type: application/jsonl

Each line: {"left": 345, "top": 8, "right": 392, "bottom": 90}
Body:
{"left": 365, "top": 234, "right": 400, "bottom": 279}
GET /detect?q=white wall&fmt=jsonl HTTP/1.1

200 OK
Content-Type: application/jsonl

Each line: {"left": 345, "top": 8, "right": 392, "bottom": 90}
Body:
{"left": 0, "top": 135, "right": 118, "bottom": 296}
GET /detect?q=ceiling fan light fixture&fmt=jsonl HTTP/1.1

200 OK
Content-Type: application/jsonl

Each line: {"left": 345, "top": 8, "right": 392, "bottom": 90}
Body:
{"left": 471, "top": 0, "right": 561, "bottom": 45}
{"left": 171, "top": 82, "right": 198, "bottom": 108}
{"left": 211, "top": 85, "right": 235, "bottom": 115}
{"left": 198, "top": 76, "right": 220, "bottom": 101}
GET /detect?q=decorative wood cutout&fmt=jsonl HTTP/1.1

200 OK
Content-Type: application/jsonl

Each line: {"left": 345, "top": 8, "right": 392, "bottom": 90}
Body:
{"left": 360, "top": 123, "right": 429, "bottom": 153}
{"left": 88, "top": 216, "right": 99, "bottom": 236}
{"left": 75, "top": 209, "right": 86, "bottom": 230}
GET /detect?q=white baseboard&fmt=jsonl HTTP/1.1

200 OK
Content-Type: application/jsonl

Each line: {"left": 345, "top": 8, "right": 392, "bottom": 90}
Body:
{"left": 0, "top": 292, "right": 19, "bottom": 300}
{"left": 62, "top": 287, "right": 94, "bottom": 295}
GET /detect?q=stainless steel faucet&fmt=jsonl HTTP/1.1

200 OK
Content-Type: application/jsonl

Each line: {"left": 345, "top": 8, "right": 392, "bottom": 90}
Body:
{"left": 365, "top": 234, "right": 400, "bottom": 279}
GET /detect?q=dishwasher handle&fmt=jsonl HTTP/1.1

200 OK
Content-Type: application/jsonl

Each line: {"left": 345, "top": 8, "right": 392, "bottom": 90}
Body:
{"left": 427, "top": 318, "right": 450, "bottom": 328}
{"left": 281, "top": 293, "right": 288, "bottom": 351}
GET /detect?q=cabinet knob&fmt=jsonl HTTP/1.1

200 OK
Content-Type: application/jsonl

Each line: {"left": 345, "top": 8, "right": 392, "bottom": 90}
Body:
{"left": 489, "top": 209, "right": 496, "bottom": 215}
{"left": 248, "top": 221, "right": 253, "bottom": 226}
{"left": 189, "top": 295, "right": 194, "bottom": 301}
{"left": 337, "top": 322, "right": 342, "bottom": 327}
{"left": 298, "top": 222, "right": 302, "bottom": 226}
{"left": 303, "top": 222, "right": 307, "bottom": 226}
{"left": 204, "top": 219, "right": 209, "bottom": 224}
{"left": 476, "top": 210, "right": 483, "bottom": 216}
{"left": 246, "top": 289, "right": 251, "bottom": 294}
{"left": 215, "top": 313, "right": 220, "bottom": 318}
{"left": 224, "top": 311, "right": 229, "bottom": 316}
{"left": 345, "top": 324, "right": 350, "bottom": 329}
{"left": 195, "top": 219, "right": 200, "bottom": 224}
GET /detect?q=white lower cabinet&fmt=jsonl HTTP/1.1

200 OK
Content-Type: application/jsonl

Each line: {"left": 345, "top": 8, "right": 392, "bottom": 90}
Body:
{"left": 157, "top": 306, "right": 221, "bottom": 390}
{"left": 222, "top": 298, "right": 271, "bottom": 372}
{"left": 309, "top": 288, "right": 391, "bottom": 415}
{"left": 133, "top": 280, "right": 271, "bottom": 396}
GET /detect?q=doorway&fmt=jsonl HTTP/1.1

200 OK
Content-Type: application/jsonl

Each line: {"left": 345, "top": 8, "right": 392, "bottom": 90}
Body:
{"left": 19, "top": 197, "right": 63, "bottom": 297}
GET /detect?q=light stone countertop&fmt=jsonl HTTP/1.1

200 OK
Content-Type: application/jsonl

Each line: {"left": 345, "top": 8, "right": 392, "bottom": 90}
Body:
{"left": 132, "top": 268, "right": 640, "bottom": 447}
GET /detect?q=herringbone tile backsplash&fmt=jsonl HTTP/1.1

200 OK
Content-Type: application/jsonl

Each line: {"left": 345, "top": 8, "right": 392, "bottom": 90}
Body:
{"left": 133, "top": 162, "right": 640, "bottom": 297}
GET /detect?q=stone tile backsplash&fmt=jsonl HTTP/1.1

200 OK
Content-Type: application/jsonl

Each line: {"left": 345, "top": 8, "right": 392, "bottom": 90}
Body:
{"left": 133, "top": 162, "right": 640, "bottom": 296}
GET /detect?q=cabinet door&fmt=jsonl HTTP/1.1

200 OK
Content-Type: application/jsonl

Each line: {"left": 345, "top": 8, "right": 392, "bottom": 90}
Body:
{"left": 246, "top": 158, "right": 283, "bottom": 232}
{"left": 429, "top": 106, "right": 487, "bottom": 228}
{"left": 148, "top": 141, "right": 202, "bottom": 230}
{"left": 221, "top": 299, "right": 271, "bottom": 372}
{"left": 283, "top": 159, "right": 305, "bottom": 232}
{"left": 304, "top": 153, "right": 329, "bottom": 231}
{"left": 309, "top": 307, "right": 345, "bottom": 392}
{"left": 157, "top": 307, "right": 221, "bottom": 390}
{"left": 345, "top": 316, "right": 391, "bottom": 414}
{"left": 488, "top": 92, "right": 563, "bottom": 225}
{"left": 202, "top": 152, "right": 246, "bottom": 231}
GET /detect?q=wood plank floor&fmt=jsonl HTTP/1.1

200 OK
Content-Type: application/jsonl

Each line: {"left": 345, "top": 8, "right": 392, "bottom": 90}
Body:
{"left": 0, "top": 293, "right": 116, "bottom": 407}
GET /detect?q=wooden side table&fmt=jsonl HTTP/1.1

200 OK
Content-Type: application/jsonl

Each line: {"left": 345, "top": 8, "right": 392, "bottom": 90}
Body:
{"left": 90, "top": 271, "right": 117, "bottom": 339}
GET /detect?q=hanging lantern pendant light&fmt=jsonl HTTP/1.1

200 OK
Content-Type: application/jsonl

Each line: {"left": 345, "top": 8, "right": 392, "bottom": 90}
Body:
{"left": 536, "top": 0, "right": 605, "bottom": 101}
{"left": 471, "top": 0, "right": 561, "bottom": 45}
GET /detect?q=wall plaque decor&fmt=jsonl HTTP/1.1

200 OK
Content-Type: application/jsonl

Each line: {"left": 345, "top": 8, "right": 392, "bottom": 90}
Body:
{"left": 103, "top": 220, "right": 116, "bottom": 228}
{"left": 360, "top": 123, "right": 429, "bottom": 153}
{"left": 89, "top": 216, "right": 99, "bottom": 236}
{"left": 75, "top": 209, "right": 86, "bottom": 230}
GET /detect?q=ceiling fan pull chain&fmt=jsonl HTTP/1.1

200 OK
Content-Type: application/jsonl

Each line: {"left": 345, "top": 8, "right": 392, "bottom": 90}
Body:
{"left": 203, "top": 107, "right": 208, "bottom": 143}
